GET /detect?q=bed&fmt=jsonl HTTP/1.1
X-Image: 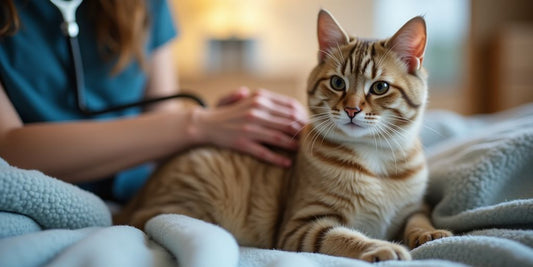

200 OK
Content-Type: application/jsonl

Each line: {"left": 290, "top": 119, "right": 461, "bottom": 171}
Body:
{"left": 1, "top": 104, "right": 532, "bottom": 267}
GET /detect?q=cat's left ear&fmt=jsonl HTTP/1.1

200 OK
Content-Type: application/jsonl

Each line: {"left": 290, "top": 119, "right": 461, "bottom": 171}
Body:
{"left": 317, "top": 9, "right": 349, "bottom": 63}
{"left": 388, "top": 16, "right": 427, "bottom": 73}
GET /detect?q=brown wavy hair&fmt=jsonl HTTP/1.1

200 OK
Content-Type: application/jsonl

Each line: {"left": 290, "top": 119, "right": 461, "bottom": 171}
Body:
{"left": 0, "top": 0, "right": 149, "bottom": 74}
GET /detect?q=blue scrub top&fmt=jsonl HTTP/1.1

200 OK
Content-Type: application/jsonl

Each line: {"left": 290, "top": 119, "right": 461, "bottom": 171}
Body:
{"left": 0, "top": 0, "right": 177, "bottom": 202}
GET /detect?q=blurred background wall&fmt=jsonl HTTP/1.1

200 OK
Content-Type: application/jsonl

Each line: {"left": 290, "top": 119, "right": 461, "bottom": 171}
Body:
{"left": 167, "top": 0, "right": 533, "bottom": 114}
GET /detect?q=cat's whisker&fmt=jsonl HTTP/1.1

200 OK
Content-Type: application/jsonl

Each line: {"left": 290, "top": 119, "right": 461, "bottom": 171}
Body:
{"left": 379, "top": 121, "right": 411, "bottom": 142}
{"left": 379, "top": 127, "right": 408, "bottom": 149}
{"left": 309, "top": 106, "right": 331, "bottom": 113}
{"left": 305, "top": 119, "right": 327, "bottom": 139}
{"left": 320, "top": 120, "right": 337, "bottom": 147}
{"left": 374, "top": 123, "right": 398, "bottom": 174}
{"left": 309, "top": 110, "right": 331, "bottom": 116}
{"left": 309, "top": 113, "right": 331, "bottom": 121}
{"left": 308, "top": 127, "right": 322, "bottom": 152}
{"left": 309, "top": 112, "right": 331, "bottom": 118}
{"left": 380, "top": 121, "right": 410, "bottom": 140}
{"left": 308, "top": 105, "right": 331, "bottom": 111}
{"left": 419, "top": 124, "right": 443, "bottom": 137}
{"left": 309, "top": 111, "right": 330, "bottom": 117}
{"left": 305, "top": 118, "right": 331, "bottom": 146}
{"left": 385, "top": 114, "right": 415, "bottom": 123}
{"left": 381, "top": 121, "right": 421, "bottom": 158}
{"left": 378, "top": 123, "right": 408, "bottom": 160}
{"left": 335, "top": 42, "right": 345, "bottom": 62}
{"left": 310, "top": 119, "right": 335, "bottom": 152}
{"left": 314, "top": 122, "right": 332, "bottom": 150}
{"left": 385, "top": 114, "right": 443, "bottom": 137}
{"left": 309, "top": 115, "right": 330, "bottom": 121}
{"left": 291, "top": 111, "right": 332, "bottom": 141}
{"left": 319, "top": 49, "right": 342, "bottom": 68}
{"left": 289, "top": 121, "right": 308, "bottom": 141}
{"left": 369, "top": 127, "right": 379, "bottom": 153}
{"left": 308, "top": 116, "right": 330, "bottom": 125}
{"left": 380, "top": 122, "right": 426, "bottom": 156}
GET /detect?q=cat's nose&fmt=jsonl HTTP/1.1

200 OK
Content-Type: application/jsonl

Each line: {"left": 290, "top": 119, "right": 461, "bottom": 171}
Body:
{"left": 344, "top": 106, "right": 362, "bottom": 119}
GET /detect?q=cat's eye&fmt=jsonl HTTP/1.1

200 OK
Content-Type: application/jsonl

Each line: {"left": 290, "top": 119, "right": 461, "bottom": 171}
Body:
{"left": 370, "top": 81, "right": 390, "bottom": 95}
{"left": 330, "top": 75, "right": 346, "bottom": 91}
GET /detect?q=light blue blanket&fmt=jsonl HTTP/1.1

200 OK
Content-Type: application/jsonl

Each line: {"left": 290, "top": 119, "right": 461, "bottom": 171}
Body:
{"left": 1, "top": 104, "right": 533, "bottom": 267}
{"left": 0, "top": 158, "right": 111, "bottom": 238}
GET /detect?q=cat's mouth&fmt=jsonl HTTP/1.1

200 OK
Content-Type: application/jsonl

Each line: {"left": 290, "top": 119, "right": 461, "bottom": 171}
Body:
{"left": 343, "top": 122, "right": 364, "bottom": 129}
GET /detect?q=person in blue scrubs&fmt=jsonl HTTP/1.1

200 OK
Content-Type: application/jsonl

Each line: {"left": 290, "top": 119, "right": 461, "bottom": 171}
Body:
{"left": 0, "top": 0, "right": 307, "bottom": 202}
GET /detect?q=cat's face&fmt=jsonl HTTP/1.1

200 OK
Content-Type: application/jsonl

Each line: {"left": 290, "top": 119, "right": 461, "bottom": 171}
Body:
{"left": 307, "top": 10, "right": 428, "bottom": 145}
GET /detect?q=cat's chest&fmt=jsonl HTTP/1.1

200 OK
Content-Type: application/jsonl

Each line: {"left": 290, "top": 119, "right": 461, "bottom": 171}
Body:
{"left": 347, "top": 170, "right": 426, "bottom": 239}
{"left": 300, "top": 143, "right": 427, "bottom": 238}
{"left": 318, "top": 164, "right": 427, "bottom": 239}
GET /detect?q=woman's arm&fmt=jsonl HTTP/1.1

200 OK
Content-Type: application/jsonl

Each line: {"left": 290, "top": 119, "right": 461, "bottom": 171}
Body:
{"left": 0, "top": 43, "right": 308, "bottom": 183}
{"left": 0, "top": 81, "right": 201, "bottom": 182}
{"left": 0, "top": 44, "right": 202, "bottom": 182}
{"left": 144, "top": 42, "right": 181, "bottom": 113}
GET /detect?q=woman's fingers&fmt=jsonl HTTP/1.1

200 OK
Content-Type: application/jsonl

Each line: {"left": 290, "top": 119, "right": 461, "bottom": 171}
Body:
{"left": 245, "top": 109, "right": 303, "bottom": 137}
{"left": 203, "top": 87, "right": 308, "bottom": 167}
{"left": 254, "top": 89, "right": 296, "bottom": 108}
{"left": 259, "top": 90, "right": 307, "bottom": 116}
{"left": 217, "top": 87, "right": 250, "bottom": 107}
{"left": 253, "top": 90, "right": 308, "bottom": 123}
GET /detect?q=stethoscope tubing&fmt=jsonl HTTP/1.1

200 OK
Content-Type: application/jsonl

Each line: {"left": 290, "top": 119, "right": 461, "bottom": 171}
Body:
{"left": 51, "top": 0, "right": 206, "bottom": 117}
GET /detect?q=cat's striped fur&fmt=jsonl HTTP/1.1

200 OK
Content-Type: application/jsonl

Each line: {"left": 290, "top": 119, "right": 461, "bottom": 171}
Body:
{"left": 115, "top": 10, "right": 451, "bottom": 262}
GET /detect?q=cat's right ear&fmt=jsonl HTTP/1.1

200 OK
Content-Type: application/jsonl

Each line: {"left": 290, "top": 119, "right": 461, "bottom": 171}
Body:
{"left": 317, "top": 9, "right": 349, "bottom": 63}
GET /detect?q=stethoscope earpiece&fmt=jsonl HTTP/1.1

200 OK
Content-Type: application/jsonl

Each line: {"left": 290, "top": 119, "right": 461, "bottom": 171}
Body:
{"left": 50, "top": 0, "right": 82, "bottom": 37}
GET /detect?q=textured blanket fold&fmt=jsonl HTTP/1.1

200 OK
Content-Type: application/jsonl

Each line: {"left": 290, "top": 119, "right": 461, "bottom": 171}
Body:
{"left": 0, "top": 158, "right": 111, "bottom": 238}
{"left": 0, "top": 104, "right": 532, "bottom": 267}
{"left": 146, "top": 214, "right": 239, "bottom": 267}
{"left": 411, "top": 106, "right": 533, "bottom": 266}
{"left": 425, "top": 113, "right": 533, "bottom": 232}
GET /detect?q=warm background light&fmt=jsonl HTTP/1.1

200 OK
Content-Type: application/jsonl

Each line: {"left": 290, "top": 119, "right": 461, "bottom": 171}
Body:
{"left": 168, "top": 0, "right": 533, "bottom": 114}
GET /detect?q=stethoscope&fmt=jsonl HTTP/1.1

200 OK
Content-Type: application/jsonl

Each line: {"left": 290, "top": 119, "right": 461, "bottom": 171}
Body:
{"left": 49, "top": 0, "right": 206, "bottom": 116}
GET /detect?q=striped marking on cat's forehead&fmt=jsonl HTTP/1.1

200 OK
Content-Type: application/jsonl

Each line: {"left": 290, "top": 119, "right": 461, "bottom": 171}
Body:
{"left": 342, "top": 40, "right": 370, "bottom": 76}
{"left": 344, "top": 40, "right": 387, "bottom": 78}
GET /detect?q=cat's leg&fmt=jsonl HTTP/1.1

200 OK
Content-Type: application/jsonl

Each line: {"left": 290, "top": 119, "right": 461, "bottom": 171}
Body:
{"left": 279, "top": 218, "right": 411, "bottom": 262}
{"left": 403, "top": 204, "right": 453, "bottom": 249}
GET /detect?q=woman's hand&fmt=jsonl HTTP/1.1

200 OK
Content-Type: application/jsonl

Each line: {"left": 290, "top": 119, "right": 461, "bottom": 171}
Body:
{"left": 192, "top": 87, "right": 308, "bottom": 167}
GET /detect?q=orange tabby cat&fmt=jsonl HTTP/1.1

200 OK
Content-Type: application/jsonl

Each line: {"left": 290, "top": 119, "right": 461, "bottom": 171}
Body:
{"left": 115, "top": 10, "right": 452, "bottom": 262}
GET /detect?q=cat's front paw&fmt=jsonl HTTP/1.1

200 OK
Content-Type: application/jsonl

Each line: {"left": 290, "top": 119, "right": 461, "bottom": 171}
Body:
{"left": 407, "top": 228, "right": 452, "bottom": 249}
{"left": 360, "top": 240, "right": 411, "bottom": 262}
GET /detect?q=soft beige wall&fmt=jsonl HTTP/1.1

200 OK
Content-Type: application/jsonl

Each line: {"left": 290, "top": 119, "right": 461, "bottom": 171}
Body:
{"left": 469, "top": 0, "right": 533, "bottom": 113}
{"left": 169, "top": 0, "right": 375, "bottom": 80}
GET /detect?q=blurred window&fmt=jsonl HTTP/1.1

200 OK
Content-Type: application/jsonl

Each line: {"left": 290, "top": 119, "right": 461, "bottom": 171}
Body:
{"left": 374, "top": 0, "right": 470, "bottom": 91}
